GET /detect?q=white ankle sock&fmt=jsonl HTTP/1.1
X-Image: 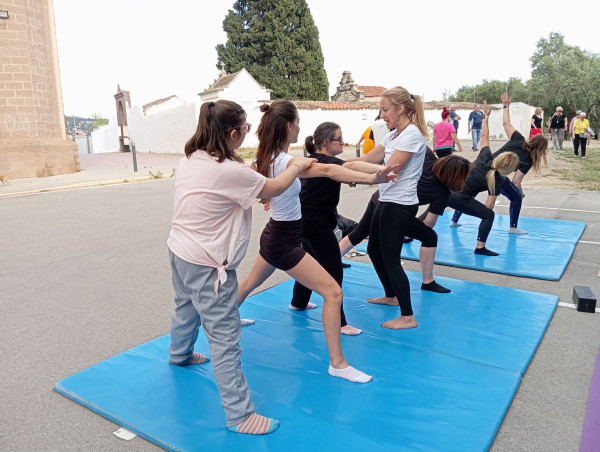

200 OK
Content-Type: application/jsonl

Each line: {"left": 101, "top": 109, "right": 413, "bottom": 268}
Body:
{"left": 328, "top": 365, "right": 372, "bottom": 383}
{"left": 240, "top": 319, "right": 255, "bottom": 326}
{"left": 289, "top": 302, "right": 317, "bottom": 311}
{"left": 509, "top": 228, "right": 528, "bottom": 234}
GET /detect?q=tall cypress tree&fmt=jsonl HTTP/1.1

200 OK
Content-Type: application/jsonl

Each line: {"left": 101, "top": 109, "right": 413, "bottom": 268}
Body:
{"left": 216, "top": 0, "right": 329, "bottom": 100}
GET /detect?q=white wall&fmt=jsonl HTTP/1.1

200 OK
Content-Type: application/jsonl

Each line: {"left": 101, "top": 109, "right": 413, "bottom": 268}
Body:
{"left": 127, "top": 102, "right": 198, "bottom": 154}
{"left": 90, "top": 118, "right": 120, "bottom": 153}
{"left": 117, "top": 96, "right": 536, "bottom": 155}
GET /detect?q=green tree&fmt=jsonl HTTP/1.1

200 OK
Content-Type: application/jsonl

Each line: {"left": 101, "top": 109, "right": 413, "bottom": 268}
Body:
{"left": 529, "top": 32, "right": 600, "bottom": 129}
{"left": 92, "top": 113, "right": 108, "bottom": 128}
{"left": 449, "top": 78, "right": 529, "bottom": 104}
{"left": 216, "top": 0, "right": 328, "bottom": 100}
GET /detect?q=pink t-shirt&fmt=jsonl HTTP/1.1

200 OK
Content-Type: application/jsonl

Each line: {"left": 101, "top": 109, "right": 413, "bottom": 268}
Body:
{"left": 167, "top": 152, "right": 266, "bottom": 278}
{"left": 433, "top": 121, "right": 457, "bottom": 148}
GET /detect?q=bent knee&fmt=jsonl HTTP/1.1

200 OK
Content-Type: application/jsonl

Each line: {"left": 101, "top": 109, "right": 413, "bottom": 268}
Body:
{"left": 323, "top": 285, "right": 343, "bottom": 305}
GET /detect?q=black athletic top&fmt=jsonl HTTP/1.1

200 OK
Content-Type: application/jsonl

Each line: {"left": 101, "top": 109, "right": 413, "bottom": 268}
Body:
{"left": 417, "top": 147, "right": 450, "bottom": 215}
{"left": 550, "top": 114, "right": 566, "bottom": 129}
{"left": 531, "top": 115, "right": 542, "bottom": 129}
{"left": 492, "top": 131, "right": 532, "bottom": 174}
{"left": 460, "top": 146, "right": 503, "bottom": 196}
{"left": 299, "top": 153, "right": 345, "bottom": 230}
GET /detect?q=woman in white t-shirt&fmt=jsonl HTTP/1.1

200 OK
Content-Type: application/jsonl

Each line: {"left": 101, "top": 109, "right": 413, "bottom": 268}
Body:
{"left": 237, "top": 100, "right": 399, "bottom": 384}
{"left": 167, "top": 100, "right": 315, "bottom": 435}
{"left": 351, "top": 87, "right": 430, "bottom": 330}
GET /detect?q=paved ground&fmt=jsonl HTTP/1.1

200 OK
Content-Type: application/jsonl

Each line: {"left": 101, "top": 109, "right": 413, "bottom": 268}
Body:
{"left": 1, "top": 150, "right": 599, "bottom": 451}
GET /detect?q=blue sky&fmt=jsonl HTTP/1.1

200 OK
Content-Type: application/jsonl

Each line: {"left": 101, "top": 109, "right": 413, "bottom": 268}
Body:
{"left": 53, "top": 0, "right": 600, "bottom": 118}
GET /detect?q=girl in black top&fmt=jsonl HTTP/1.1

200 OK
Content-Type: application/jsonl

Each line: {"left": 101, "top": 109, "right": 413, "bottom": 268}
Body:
{"left": 290, "top": 122, "right": 390, "bottom": 335}
{"left": 447, "top": 101, "right": 519, "bottom": 256}
{"left": 452, "top": 94, "right": 548, "bottom": 234}
{"left": 338, "top": 148, "right": 471, "bottom": 294}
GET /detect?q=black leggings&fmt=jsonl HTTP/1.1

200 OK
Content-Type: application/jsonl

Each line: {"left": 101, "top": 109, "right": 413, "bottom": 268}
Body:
{"left": 290, "top": 225, "right": 348, "bottom": 327}
{"left": 348, "top": 190, "right": 380, "bottom": 246}
{"left": 367, "top": 202, "right": 425, "bottom": 317}
{"left": 447, "top": 192, "right": 495, "bottom": 243}
{"left": 349, "top": 190, "right": 438, "bottom": 248}
{"left": 574, "top": 134, "right": 587, "bottom": 157}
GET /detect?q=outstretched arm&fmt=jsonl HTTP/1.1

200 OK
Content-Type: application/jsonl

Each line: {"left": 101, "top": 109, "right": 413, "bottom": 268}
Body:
{"left": 480, "top": 101, "right": 491, "bottom": 149}
{"left": 342, "top": 161, "right": 383, "bottom": 173}
{"left": 258, "top": 157, "right": 314, "bottom": 198}
{"left": 501, "top": 93, "right": 517, "bottom": 139}
{"left": 484, "top": 194, "right": 497, "bottom": 209}
{"left": 299, "top": 161, "right": 398, "bottom": 185}
{"left": 346, "top": 144, "right": 384, "bottom": 163}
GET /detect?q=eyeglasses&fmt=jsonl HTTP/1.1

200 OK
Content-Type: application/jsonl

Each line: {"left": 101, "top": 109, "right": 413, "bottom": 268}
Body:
{"left": 238, "top": 123, "right": 252, "bottom": 133}
{"left": 330, "top": 137, "right": 344, "bottom": 144}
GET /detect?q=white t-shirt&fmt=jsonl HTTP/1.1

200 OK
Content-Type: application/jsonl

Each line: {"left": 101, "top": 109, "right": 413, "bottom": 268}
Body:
{"left": 167, "top": 151, "right": 266, "bottom": 273}
{"left": 379, "top": 124, "right": 426, "bottom": 205}
{"left": 371, "top": 119, "right": 389, "bottom": 147}
{"left": 268, "top": 152, "right": 301, "bottom": 221}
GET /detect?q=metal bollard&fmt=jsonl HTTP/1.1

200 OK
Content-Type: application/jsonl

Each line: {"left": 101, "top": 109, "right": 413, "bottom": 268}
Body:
{"left": 131, "top": 141, "right": 138, "bottom": 172}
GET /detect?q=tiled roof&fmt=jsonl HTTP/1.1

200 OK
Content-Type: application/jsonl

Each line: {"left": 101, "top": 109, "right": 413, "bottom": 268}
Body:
{"left": 357, "top": 86, "right": 387, "bottom": 97}
{"left": 291, "top": 100, "right": 499, "bottom": 111}
{"left": 142, "top": 95, "right": 177, "bottom": 115}
{"left": 425, "top": 101, "right": 500, "bottom": 110}
{"left": 207, "top": 72, "right": 238, "bottom": 90}
{"left": 292, "top": 101, "right": 380, "bottom": 110}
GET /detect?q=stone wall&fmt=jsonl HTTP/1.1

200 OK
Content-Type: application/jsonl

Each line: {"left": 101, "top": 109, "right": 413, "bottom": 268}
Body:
{"left": 0, "top": 0, "right": 79, "bottom": 178}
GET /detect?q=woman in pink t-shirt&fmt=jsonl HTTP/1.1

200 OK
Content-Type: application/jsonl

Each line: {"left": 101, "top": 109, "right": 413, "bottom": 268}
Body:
{"left": 237, "top": 100, "right": 399, "bottom": 384}
{"left": 432, "top": 107, "right": 462, "bottom": 157}
{"left": 167, "top": 100, "right": 314, "bottom": 435}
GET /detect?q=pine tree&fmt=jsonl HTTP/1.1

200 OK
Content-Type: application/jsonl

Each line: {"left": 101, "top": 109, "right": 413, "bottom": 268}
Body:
{"left": 216, "top": 0, "right": 329, "bottom": 100}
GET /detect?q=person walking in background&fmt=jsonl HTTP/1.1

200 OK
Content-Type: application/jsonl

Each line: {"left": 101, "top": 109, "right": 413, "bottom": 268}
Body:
{"left": 468, "top": 104, "right": 484, "bottom": 151}
{"left": 569, "top": 110, "right": 581, "bottom": 142}
{"left": 372, "top": 113, "right": 390, "bottom": 147}
{"left": 433, "top": 106, "right": 462, "bottom": 157}
{"left": 529, "top": 107, "right": 544, "bottom": 139}
{"left": 573, "top": 112, "right": 591, "bottom": 159}
{"left": 357, "top": 123, "right": 375, "bottom": 154}
{"left": 167, "top": 99, "right": 314, "bottom": 435}
{"left": 548, "top": 106, "right": 568, "bottom": 150}
{"left": 449, "top": 105, "right": 461, "bottom": 150}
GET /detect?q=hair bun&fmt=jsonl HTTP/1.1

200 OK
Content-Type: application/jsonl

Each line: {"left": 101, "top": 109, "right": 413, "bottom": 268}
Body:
{"left": 260, "top": 104, "right": 270, "bottom": 113}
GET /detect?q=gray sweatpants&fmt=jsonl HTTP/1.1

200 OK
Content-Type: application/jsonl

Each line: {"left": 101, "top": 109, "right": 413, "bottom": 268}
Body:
{"left": 168, "top": 250, "right": 254, "bottom": 425}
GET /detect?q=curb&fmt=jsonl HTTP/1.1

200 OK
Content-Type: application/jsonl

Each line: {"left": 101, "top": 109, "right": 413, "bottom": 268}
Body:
{"left": 0, "top": 174, "right": 174, "bottom": 198}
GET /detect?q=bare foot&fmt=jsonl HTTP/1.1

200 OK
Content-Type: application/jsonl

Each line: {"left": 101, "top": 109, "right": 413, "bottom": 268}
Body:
{"left": 367, "top": 296, "right": 398, "bottom": 306}
{"left": 381, "top": 316, "right": 418, "bottom": 329}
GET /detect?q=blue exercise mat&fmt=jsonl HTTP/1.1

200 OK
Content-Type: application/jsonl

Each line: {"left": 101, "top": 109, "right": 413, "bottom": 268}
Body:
{"left": 355, "top": 213, "right": 585, "bottom": 280}
{"left": 55, "top": 262, "right": 558, "bottom": 451}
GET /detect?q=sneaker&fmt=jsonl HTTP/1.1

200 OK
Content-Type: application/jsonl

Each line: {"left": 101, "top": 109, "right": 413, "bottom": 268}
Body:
{"left": 583, "top": 156, "right": 586, "bottom": 159}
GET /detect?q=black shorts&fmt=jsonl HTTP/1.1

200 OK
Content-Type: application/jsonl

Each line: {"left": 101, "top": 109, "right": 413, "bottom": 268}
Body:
{"left": 259, "top": 218, "right": 306, "bottom": 271}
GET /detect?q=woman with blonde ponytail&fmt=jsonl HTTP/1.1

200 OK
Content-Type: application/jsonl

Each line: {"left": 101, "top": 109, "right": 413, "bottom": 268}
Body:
{"left": 447, "top": 101, "right": 518, "bottom": 256}
{"left": 345, "top": 86, "right": 429, "bottom": 330}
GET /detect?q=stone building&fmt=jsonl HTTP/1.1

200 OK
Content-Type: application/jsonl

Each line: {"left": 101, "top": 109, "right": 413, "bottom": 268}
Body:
{"left": 331, "top": 71, "right": 386, "bottom": 103}
{"left": 0, "top": 0, "right": 79, "bottom": 178}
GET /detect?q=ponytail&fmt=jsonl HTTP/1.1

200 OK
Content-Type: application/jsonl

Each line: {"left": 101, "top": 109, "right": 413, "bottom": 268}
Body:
{"left": 382, "top": 87, "right": 428, "bottom": 138}
{"left": 185, "top": 100, "right": 245, "bottom": 162}
{"left": 486, "top": 152, "right": 518, "bottom": 195}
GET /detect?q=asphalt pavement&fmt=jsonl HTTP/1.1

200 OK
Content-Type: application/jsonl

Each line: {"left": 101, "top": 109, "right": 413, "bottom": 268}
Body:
{"left": 1, "top": 151, "right": 599, "bottom": 451}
